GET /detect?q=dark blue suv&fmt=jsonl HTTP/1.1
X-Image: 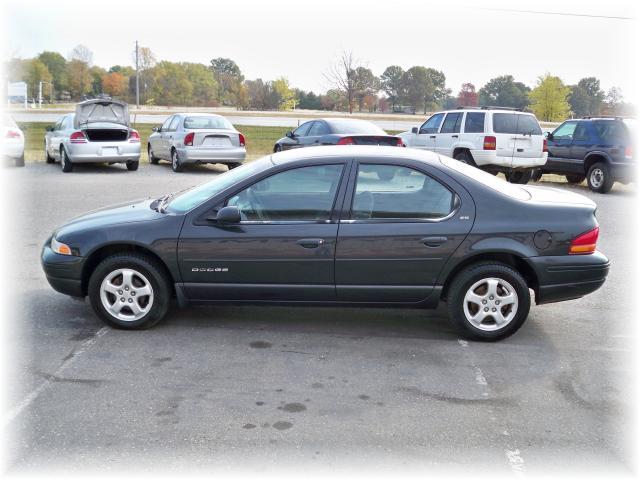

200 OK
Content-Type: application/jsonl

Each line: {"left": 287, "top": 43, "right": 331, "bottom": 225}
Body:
{"left": 538, "top": 117, "right": 635, "bottom": 193}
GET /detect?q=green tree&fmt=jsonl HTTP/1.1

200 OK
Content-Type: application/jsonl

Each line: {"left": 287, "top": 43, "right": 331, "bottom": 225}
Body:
{"left": 424, "top": 68, "right": 449, "bottom": 109}
{"left": 24, "top": 59, "right": 52, "bottom": 101}
{"left": 37, "top": 51, "right": 67, "bottom": 93}
{"left": 529, "top": 73, "right": 571, "bottom": 121}
{"left": 183, "top": 62, "right": 218, "bottom": 106}
{"left": 380, "top": 65, "right": 404, "bottom": 111}
{"left": 353, "top": 67, "right": 379, "bottom": 112}
{"left": 89, "top": 65, "right": 106, "bottom": 95}
{"left": 568, "top": 77, "right": 605, "bottom": 117}
{"left": 400, "top": 66, "right": 434, "bottom": 114}
{"left": 478, "top": 75, "right": 530, "bottom": 109}
{"left": 148, "top": 61, "right": 193, "bottom": 106}
{"left": 272, "top": 77, "right": 297, "bottom": 110}
{"left": 209, "top": 57, "right": 243, "bottom": 106}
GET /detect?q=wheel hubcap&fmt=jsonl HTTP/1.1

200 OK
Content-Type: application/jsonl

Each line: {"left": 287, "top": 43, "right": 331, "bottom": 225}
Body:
{"left": 590, "top": 168, "right": 604, "bottom": 188}
{"left": 100, "top": 268, "right": 154, "bottom": 321}
{"left": 463, "top": 277, "right": 518, "bottom": 331}
{"left": 172, "top": 152, "right": 178, "bottom": 168}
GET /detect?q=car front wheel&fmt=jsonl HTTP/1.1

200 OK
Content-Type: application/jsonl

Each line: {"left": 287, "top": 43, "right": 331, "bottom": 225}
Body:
{"left": 61, "top": 148, "right": 73, "bottom": 173}
{"left": 587, "top": 162, "right": 614, "bottom": 193}
{"left": 446, "top": 262, "right": 531, "bottom": 341}
{"left": 88, "top": 253, "right": 171, "bottom": 329}
{"left": 171, "top": 149, "right": 183, "bottom": 173}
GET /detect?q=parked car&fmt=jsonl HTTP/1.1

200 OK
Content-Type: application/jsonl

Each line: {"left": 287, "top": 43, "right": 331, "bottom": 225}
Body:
{"left": 147, "top": 113, "right": 246, "bottom": 173}
{"left": 41, "top": 146, "right": 609, "bottom": 341}
{"left": 536, "top": 117, "right": 636, "bottom": 193}
{"left": 398, "top": 107, "right": 548, "bottom": 184}
{"left": 2, "top": 114, "right": 25, "bottom": 167}
{"left": 44, "top": 98, "right": 141, "bottom": 173}
{"left": 273, "top": 118, "right": 404, "bottom": 152}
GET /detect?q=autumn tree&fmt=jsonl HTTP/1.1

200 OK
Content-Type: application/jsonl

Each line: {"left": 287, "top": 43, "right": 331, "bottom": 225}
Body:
{"left": 37, "top": 51, "right": 67, "bottom": 93}
{"left": 529, "top": 73, "right": 571, "bottom": 121}
{"left": 457, "top": 82, "right": 478, "bottom": 107}
{"left": 325, "top": 51, "right": 360, "bottom": 113}
{"left": 102, "top": 72, "right": 128, "bottom": 97}
{"left": 182, "top": 62, "right": 218, "bottom": 106}
{"left": 23, "top": 59, "right": 53, "bottom": 101}
{"left": 272, "top": 77, "right": 297, "bottom": 110}
{"left": 353, "top": 67, "right": 379, "bottom": 112}
{"left": 67, "top": 44, "right": 93, "bottom": 99}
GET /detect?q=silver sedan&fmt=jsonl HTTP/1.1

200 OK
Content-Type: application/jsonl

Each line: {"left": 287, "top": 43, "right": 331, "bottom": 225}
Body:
{"left": 147, "top": 113, "right": 246, "bottom": 172}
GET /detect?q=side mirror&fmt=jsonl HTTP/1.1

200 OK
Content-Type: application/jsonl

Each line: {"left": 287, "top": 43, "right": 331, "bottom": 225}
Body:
{"left": 411, "top": 127, "right": 419, "bottom": 134}
{"left": 152, "top": 127, "right": 159, "bottom": 133}
{"left": 545, "top": 132, "right": 553, "bottom": 140}
{"left": 214, "top": 206, "right": 241, "bottom": 224}
{"left": 286, "top": 130, "right": 295, "bottom": 138}
{"left": 46, "top": 125, "right": 54, "bottom": 132}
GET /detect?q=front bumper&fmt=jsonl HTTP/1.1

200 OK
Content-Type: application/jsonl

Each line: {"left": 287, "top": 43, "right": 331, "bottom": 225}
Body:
{"left": 177, "top": 146, "right": 246, "bottom": 164}
{"left": 527, "top": 251, "right": 609, "bottom": 304}
{"left": 67, "top": 142, "right": 141, "bottom": 164}
{"left": 41, "top": 244, "right": 86, "bottom": 297}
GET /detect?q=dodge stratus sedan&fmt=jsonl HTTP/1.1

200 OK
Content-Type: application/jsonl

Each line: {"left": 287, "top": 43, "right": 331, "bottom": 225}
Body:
{"left": 42, "top": 147, "right": 609, "bottom": 340}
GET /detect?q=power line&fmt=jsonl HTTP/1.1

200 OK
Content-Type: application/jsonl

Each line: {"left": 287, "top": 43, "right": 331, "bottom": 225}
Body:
{"left": 475, "top": 7, "right": 634, "bottom": 21}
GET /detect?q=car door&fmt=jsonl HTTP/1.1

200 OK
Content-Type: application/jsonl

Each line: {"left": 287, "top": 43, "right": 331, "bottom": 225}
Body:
{"left": 156, "top": 116, "right": 174, "bottom": 159}
{"left": 410, "top": 113, "right": 445, "bottom": 150}
{"left": 177, "top": 161, "right": 350, "bottom": 301}
{"left": 435, "top": 112, "right": 463, "bottom": 156}
{"left": 567, "top": 122, "right": 593, "bottom": 173}
{"left": 48, "top": 118, "right": 63, "bottom": 159}
{"left": 335, "top": 160, "right": 475, "bottom": 303}
{"left": 164, "top": 115, "right": 182, "bottom": 155}
{"left": 282, "top": 121, "right": 313, "bottom": 150}
{"left": 546, "top": 121, "right": 578, "bottom": 170}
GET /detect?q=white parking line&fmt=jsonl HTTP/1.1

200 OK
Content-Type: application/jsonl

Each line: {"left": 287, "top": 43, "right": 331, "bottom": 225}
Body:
{"left": 2, "top": 326, "right": 110, "bottom": 429}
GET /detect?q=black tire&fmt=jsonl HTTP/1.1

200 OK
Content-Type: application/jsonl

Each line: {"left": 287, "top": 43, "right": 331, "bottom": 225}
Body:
{"left": 126, "top": 160, "right": 139, "bottom": 171}
{"left": 171, "top": 149, "right": 183, "bottom": 173}
{"left": 530, "top": 169, "right": 542, "bottom": 182}
{"left": 454, "top": 150, "right": 476, "bottom": 167}
{"left": 227, "top": 162, "right": 242, "bottom": 170}
{"left": 586, "top": 162, "right": 613, "bottom": 193}
{"left": 507, "top": 169, "right": 532, "bottom": 184}
{"left": 45, "top": 143, "right": 55, "bottom": 164}
{"left": 274, "top": 144, "right": 282, "bottom": 153}
{"left": 446, "top": 262, "right": 531, "bottom": 341}
{"left": 565, "top": 174, "right": 585, "bottom": 184}
{"left": 148, "top": 144, "right": 159, "bottom": 164}
{"left": 88, "top": 253, "right": 171, "bottom": 330}
{"left": 14, "top": 153, "right": 25, "bottom": 167}
{"left": 61, "top": 147, "right": 73, "bottom": 173}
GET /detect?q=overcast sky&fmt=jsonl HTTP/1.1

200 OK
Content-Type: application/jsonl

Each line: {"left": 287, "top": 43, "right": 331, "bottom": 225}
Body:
{"left": 2, "top": 0, "right": 638, "bottom": 102}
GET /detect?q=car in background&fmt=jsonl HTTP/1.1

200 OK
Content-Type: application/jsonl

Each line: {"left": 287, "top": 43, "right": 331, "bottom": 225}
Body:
{"left": 44, "top": 97, "right": 141, "bottom": 173}
{"left": 398, "top": 107, "right": 547, "bottom": 184}
{"left": 41, "top": 146, "right": 608, "bottom": 341}
{"left": 273, "top": 118, "right": 404, "bottom": 152}
{"left": 2, "top": 114, "right": 25, "bottom": 167}
{"left": 147, "top": 113, "right": 246, "bottom": 173}
{"left": 537, "top": 117, "right": 636, "bottom": 193}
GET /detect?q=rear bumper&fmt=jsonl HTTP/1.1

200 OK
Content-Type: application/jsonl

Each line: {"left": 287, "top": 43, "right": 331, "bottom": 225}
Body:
{"left": 177, "top": 146, "right": 246, "bottom": 164}
{"left": 471, "top": 150, "right": 547, "bottom": 169}
{"left": 1, "top": 141, "right": 24, "bottom": 158}
{"left": 67, "top": 142, "right": 141, "bottom": 163}
{"left": 610, "top": 161, "right": 636, "bottom": 183}
{"left": 41, "top": 244, "right": 85, "bottom": 297}
{"left": 527, "top": 251, "right": 609, "bottom": 304}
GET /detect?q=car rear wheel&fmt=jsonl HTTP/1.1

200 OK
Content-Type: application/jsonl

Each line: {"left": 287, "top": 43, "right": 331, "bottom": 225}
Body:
{"left": 227, "top": 163, "right": 241, "bottom": 170}
{"left": 148, "top": 145, "right": 159, "bottom": 165}
{"left": 447, "top": 262, "right": 530, "bottom": 341}
{"left": 565, "top": 174, "right": 585, "bottom": 184}
{"left": 454, "top": 151, "right": 476, "bottom": 167}
{"left": 530, "top": 169, "right": 542, "bottom": 182}
{"left": 88, "top": 253, "right": 171, "bottom": 329}
{"left": 171, "top": 149, "right": 183, "bottom": 173}
{"left": 61, "top": 148, "right": 73, "bottom": 173}
{"left": 45, "top": 142, "right": 55, "bottom": 164}
{"left": 587, "top": 162, "right": 613, "bottom": 193}
{"left": 126, "top": 161, "right": 139, "bottom": 171}
{"left": 507, "top": 170, "right": 531, "bottom": 184}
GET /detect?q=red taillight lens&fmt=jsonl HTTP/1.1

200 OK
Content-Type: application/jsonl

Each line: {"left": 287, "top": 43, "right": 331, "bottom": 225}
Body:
{"left": 129, "top": 130, "right": 140, "bottom": 143}
{"left": 569, "top": 226, "right": 599, "bottom": 255}
{"left": 624, "top": 145, "right": 633, "bottom": 159}
{"left": 238, "top": 133, "right": 245, "bottom": 147}
{"left": 69, "top": 131, "right": 87, "bottom": 143}
{"left": 543, "top": 139, "right": 548, "bottom": 153}
{"left": 6, "top": 129, "right": 21, "bottom": 139}
{"left": 184, "top": 132, "right": 194, "bottom": 146}
{"left": 396, "top": 137, "right": 405, "bottom": 147}
{"left": 337, "top": 137, "right": 354, "bottom": 145}
{"left": 483, "top": 136, "right": 496, "bottom": 150}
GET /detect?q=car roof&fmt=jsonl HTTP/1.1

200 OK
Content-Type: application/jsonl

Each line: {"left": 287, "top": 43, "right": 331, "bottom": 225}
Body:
{"left": 270, "top": 145, "right": 440, "bottom": 165}
{"left": 435, "top": 108, "right": 535, "bottom": 115}
{"left": 173, "top": 113, "right": 226, "bottom": 118}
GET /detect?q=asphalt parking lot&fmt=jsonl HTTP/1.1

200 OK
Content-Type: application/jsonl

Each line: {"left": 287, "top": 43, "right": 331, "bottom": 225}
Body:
{"left": 4, "top": 160, "right": 636, "bottom": 475}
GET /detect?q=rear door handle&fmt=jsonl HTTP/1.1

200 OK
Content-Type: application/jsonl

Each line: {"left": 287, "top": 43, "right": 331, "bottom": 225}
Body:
{"left": 452, "top": 135, "right": 458, "bottom": 138}
{"left": 297, "top": 238, "right": 324, "bottom": 249}
{"left": 429, "top": 135, "right": 436, "bottom": 139}
{"left": 421, "top": 236, "right": 448, "bottom": 247}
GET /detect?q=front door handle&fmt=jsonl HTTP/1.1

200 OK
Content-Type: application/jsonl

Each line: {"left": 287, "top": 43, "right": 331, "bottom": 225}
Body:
{"left": 429, "top": 135, "right": 436, "bottom": 139}
{"left": 297, "top": 238, "right": 324, "bottom": 249}
{"left": 421, "top": 236, "right": 448, "bottom": 247}
{"left": 452, "top": 135, "right": 459, "bottom": 138}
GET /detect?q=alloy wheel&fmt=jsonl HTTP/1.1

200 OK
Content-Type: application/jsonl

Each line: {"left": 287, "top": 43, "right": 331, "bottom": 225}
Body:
{"left": 462, "top": 277, "right": 519, "bottom": 331}
{"left": 589, "top": 168, "right": 604, "bottom": 189}
{"left": 100, "top": 268, "right": 154, "bottom": 322}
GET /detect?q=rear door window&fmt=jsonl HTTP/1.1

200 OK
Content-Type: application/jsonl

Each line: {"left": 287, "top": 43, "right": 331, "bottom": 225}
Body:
{"left": 307, "top": 121, "right": 330, "bottom": 136}
{"left": 493, "top": 113, "right": 542, "bottom": 135}
{"left": 168, "top": 116, "right": 181, "bottom": 131}
{"left": 573, "top": 123, "right": 590, "bottom": 142}
{"left": 464, "top": 112, "right": 485, "bottom": 133}
{"left": 440, "top": 113, "right": 463, "bottom": 134}
{"left": 161, "top": 116, "right": 173, "bottom": 131}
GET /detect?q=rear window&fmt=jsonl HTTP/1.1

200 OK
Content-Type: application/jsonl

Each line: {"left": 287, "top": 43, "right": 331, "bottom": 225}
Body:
{"left": 493, "top": 113, "right": 542, "bottom": 135}
{"left": 327, "top": 120, "right": 386, "bottom": 135}
{"left": 184, "top": 116, "right": 233, "bottom": 130}
{"left": 439, "top": 156, "right": 531, "bottom": 201}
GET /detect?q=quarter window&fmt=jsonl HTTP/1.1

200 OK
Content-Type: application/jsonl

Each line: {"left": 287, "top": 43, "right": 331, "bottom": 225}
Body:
{"left": 351, "top": 164, "right": 455, "bottom": 220}
{"left": 464, "top": 112, "right": 485, "bottom": 133}
{"left": 161, "top": 116, "right": 173, "bottom": 131}
{"left": 440, "top": 113, "right": 463, "bottom": 134}
{"left": 419, "top": 113, "right": 445, "bottom": 134}
{"left": 227, "top": 164, "right": 344, "bottom": 222}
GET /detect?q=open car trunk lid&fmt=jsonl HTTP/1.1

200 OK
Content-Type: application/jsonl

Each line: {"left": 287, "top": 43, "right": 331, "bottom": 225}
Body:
{"left": 75, "top": 98, "right": 129, "bottom": 128}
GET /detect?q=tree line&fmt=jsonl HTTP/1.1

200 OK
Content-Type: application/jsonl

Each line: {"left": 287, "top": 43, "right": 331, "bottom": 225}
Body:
{"left": 4, "top": 45, "right": 633, "bottom": 121}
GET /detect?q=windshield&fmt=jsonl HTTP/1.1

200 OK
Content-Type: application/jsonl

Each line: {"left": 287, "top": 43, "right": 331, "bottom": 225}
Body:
{"left": 493, "top": 113, "right": 542, "bottom": 135}
{"left": 439, "top": 156, "right": 531, "bottom": 201}
{"left": 328, "top": 120, "right": 387, "bottom": 135}
{"left": 166, "top": 157, "right": 273, "bottom": 213}
{"left": 184, "top": 116, "right": 233, "bottom": 130}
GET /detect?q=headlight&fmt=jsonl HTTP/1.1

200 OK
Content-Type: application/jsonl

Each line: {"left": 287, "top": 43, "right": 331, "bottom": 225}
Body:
{"left": 51, "top": 237, "right": 73, "bottom": 256}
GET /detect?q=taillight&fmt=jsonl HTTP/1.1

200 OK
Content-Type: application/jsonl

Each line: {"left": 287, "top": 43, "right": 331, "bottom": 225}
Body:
{"left": 396, "top": 137, "right": 405, "bottom": 147}
{"left": 129, "top": 130, "right": 140, "bottom": 143}
{"left": 184, "top": 132, "right": 194, "bottom": 146}
{"left": 569, "top": 227, "right": 599, "bottom": 255}
{"left": 69, "top": 131, "right": 87, "bottom": 144}
{"left": 238, "top": 133, "right": 245, "bottom": 147}
{"left": 543, "top": 138, "right": 548, "bottom": 153}
{"left": 624, "top": 145, "right": 633, "bottom": 160}
{"left": 337, "top": 137, "right": 354, "bottom": 145}
{"left": 483, "top": 136, "right": 496, "bottom": 150}
{"left": 6, "top": 129, "right": 21, "bottom": 139}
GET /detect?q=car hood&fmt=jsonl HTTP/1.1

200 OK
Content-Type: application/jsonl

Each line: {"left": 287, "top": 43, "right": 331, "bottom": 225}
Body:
{"left": 55, "top": 199, "right": 165, "bottom": 238}
{"left": 75, "top": 98, "right": 129, "bottom": 127}
{"left": 521, "top": 185, "right": 596, "bottom": 208}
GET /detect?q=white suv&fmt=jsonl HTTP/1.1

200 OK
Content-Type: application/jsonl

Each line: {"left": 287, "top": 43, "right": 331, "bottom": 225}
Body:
{"left": 398, "top": 108, "right": 548, "bottom": 184}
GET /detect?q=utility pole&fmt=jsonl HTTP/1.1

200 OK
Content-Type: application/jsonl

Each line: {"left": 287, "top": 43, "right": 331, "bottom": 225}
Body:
{"left": 38, "top": 81, "right": 43, "bottom": 109}
{"left": 135, "top": 40, "right": 140, "bottom": 109}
